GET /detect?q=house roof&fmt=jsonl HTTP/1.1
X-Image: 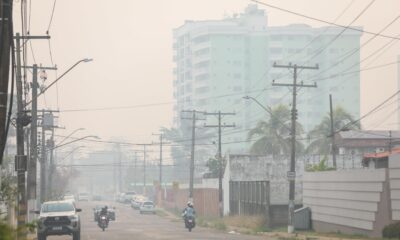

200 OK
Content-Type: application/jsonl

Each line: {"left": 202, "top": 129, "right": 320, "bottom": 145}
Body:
{"left": 338, "top": 130, "right": 400, "bottom": 139}
{"left": 363, "top": 147, "right": 400, "bottom": 159}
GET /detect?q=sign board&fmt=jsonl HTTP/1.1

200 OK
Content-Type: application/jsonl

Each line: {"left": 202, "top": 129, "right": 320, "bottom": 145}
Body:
{"left": 287, "top": 171, "right": 296, "bottom": 180}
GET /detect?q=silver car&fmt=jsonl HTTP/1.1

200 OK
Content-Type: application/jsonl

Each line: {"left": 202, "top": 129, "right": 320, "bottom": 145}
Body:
{"left": 139, "top": 201, "right": 155, "bottom": 214}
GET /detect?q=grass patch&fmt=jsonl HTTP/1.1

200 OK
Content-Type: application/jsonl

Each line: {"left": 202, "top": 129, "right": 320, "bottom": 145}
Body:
{"left": 224, "top": 215, "right": 268, "bottom": 233}
{"left": 155, "top": 209, "right": 168, "bottom": 217}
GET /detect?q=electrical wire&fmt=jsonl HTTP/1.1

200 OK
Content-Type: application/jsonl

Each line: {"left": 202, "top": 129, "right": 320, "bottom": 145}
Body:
{"left": 46, "top": 0, "right": 57, "bottom": 34}
{"left": 306, "top": 0, "right": 376, "bottom": 63}
{"left": 251, "top": 0, "right": 400, "bottom": 40}
{"left": 336, "top": 90, "right": 400, "bottom": 133}
{"left": 309, "top": 16, "right": 400, "bottom": 82}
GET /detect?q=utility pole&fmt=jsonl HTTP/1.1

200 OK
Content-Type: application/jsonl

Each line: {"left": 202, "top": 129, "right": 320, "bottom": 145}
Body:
{"left": 14, "top": 33, "right": 50, "bottom": 236}
{"left": 47, "top": 128, "right": 55, "bottom": 198}
{"left": 40, "top": 110, "right": 46, "bottom": 203}
{"left": 272, "top": 62, "right": 318, "bottom": 233}
{"left": 181, "top": 110, "right": 205, "bottom": 202}
{"left": 329, "top": 94, "right": 337, "bottom": 168}
{"left": 137, "top": 144, "right": 152, "bottom": 195}
{"left": 118, "top": 144, "right": 122, "bottom": 193}
{"left": 0, "top": 0, "right": 11, "bottom": 164}
{"left": 15, "top": 32, "right": 29, "bottom": 238}
{"left": 152, "top": 133, "right": 164, "bottom": 186}
{"left": 204, "top": 111, "right": 235, "bottom": 218}
{"left": 134, "top": 152, "right": 137, "bottom": 187}
{"left": 38, "top": 109, "right": 59, "bottom": 203}
{"left": 24, "top": 65, "right": 56, "bottom": 200}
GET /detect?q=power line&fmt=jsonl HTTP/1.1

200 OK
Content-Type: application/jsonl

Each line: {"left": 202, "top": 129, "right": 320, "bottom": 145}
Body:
{"left": 46, "top": 0, "right": 57, "bottom": 34}
{"left": 251, "top": 0, "right": 400, "bottom": 40}
{"left": 307, "top": 0, "right": 375, "bottom": 62}
{"left": 309, "top": 16, "right": 400, "bottom": 81}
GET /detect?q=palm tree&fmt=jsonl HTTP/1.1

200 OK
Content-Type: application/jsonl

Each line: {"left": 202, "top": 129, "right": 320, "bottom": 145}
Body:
{"left": 248, "top": 104, "right": 304, "bottom": 155}
{"left": 306, "top": 106, "right": 360, "bottom": 155}
{"left": 160, "top": 125, "right": 214, "bottom": 179}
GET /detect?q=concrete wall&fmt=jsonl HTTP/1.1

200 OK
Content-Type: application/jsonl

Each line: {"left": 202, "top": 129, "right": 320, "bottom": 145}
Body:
{"left": 389, "top": 153, "right": 400, "bottom": 220}
{"left": 303, "top": 169, "right": 391, "bottom": 237}
{"left": 226, "top": 154, "right": 304, "bottom": 205}
{"left": 163, "top": 188, "right": 219, "bottom": 217}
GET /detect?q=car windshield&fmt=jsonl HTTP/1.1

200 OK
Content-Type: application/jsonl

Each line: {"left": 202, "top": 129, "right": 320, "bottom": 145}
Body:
{"left": 42, "top": 202, "right": 75, "bottom": 213}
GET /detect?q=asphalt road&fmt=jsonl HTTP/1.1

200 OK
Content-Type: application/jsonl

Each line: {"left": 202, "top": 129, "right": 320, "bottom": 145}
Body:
{"left": 45, "top": 200, "right": 269, "bottom": 240}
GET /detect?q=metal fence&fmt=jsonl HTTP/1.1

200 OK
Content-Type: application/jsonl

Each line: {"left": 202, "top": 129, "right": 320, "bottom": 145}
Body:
{"left": 229, "top": 181, "right": 270, "bottom": 216}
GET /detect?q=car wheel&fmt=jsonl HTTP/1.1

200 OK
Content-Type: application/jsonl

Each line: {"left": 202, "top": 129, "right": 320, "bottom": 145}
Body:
{"left": 37, "top": 233, "right": 46, "bottom": 240}
{"left": 73, "top": 231, "right": 80, "bottom": 240}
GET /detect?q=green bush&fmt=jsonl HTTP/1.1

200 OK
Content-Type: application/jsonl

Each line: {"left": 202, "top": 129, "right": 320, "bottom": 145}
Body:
{"left": 0, "top": 222, "right": 15, "bottom": 240}
{"left": 382, "top": 221, "right": 400, "bottom": 238}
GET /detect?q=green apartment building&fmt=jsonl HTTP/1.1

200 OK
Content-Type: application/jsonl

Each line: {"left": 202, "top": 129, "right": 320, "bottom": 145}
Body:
{"left": 172, "top": 4, "right": 362, "bottom": 155}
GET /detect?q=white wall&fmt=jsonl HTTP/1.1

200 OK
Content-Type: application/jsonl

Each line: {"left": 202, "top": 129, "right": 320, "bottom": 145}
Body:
{"left": 303, "top": 169, "right": 386, "bottom": 231}
{"left": 389, "top": 153, "right": 400, "bottom": 220}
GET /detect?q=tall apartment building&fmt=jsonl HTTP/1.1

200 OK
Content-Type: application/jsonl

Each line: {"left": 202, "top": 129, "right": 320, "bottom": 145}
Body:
{"left": 172, "top": 4, "right": 362, "bottom": 154}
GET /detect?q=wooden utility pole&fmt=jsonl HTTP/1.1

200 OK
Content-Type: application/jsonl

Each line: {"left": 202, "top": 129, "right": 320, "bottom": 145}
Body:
{"left": 329, "top": 94, "right": 337, "bottom": 168}
{"left": 272, "top": 62, "right": 318, "bottom": 233}
{"left": 0, "top": 0, "right": 12, "bottom": 164}
{"left": 204, "top": 111, "right": 235, "bottom": 218}
{"left": 15, "top": 32, "right": 28, "bottom": 238}
{"left": 152, "top": 133, "right": 164, "bottom": 186}
{"left": 137, "top": 144, "right": 152, "bottom": 195}
{"left": 181, "top": 110, "right": 205, "bottom": 201}
{"left": 14, "top": 33, "right": 50, "bottom": 236}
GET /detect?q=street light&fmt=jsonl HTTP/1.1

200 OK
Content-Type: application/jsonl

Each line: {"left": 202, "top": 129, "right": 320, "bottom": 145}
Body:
{"left": 59, "top": 146, "right": 85, "bottom": 164}
{"left": 49, "top": 135, "right": 100, "bottom": 151}
{"left": 243, "top": 95, "right": 296, "bottom": 232}
{"left": 57, "top": 128, "right": 85, "bottom": 146}
{"left": 243, "top": 95, "right": 290, "bottom": 131}
{"left": 25, "top": 58, "right": 93, "bottom": 106}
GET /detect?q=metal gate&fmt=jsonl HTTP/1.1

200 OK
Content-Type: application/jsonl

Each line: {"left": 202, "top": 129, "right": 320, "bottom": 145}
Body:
{"left": 229, "top": 181, "right": 270, "bottom": 216}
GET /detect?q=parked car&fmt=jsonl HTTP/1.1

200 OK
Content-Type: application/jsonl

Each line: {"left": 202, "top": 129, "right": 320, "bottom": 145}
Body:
{"left": 139, "top": 201, "right": 155, "bottom": 214}
{"left": 92, "top": 194, "right": 102, "bottom": 201}
{"left": 122, "top": 191, "right": 136, "bottom": 203}
{"left": 77, "top": 192, "right": 89, "bottom": 201}
{"left": 116, "top": 193, "right": 126, "bottom": 203}
{"left": 93, "top": 205, "right": 116, "bottom": 221}
{"left": 35, "top": 200, "right": 81, "bottom": 240}
{"left": 131, "top": 195, "right": 147, "bottom": 210}
{"left": 63, "top": 194, "right": 76, "bottom": 206}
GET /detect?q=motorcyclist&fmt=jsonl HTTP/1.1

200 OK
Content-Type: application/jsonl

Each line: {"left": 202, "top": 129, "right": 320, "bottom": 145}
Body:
{"left": 99, "top": 206, "right": 109, "bottom": 225}
{"left": 182, "top": 201, "right": 196, "bottom": 227}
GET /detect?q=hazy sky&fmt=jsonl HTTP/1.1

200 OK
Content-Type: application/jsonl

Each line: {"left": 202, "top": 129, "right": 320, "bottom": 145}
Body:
{"left": 17, "top": 0, "right": 400, "bottom": 147}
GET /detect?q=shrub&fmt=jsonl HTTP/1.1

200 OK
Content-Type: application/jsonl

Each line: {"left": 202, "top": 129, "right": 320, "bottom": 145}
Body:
{"left": 382, "top": 221, "right": 400, "bottom": 238}
{"left": 0, "top": 222, "right": 15, "bottom": 240}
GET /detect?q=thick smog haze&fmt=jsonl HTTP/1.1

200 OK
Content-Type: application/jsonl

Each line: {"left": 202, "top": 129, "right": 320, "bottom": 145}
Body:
{"left": 19, "top": 0, "right": 400, "bottom": 143}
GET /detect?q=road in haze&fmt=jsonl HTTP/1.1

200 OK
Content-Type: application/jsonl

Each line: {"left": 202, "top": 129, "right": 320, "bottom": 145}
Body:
{"left": 46, "top": 201, "right": 269, "bottom": 240}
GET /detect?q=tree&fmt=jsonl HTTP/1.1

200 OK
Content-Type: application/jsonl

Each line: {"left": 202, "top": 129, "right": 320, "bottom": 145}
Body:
{"left": 248, "top": 104, "right": 304, "bottom": 155}
{"left": 160, "top": 125, "right": 214, "bottom": 180}
{"left": 306, "top": 106, "right": 360, "bottom": 155}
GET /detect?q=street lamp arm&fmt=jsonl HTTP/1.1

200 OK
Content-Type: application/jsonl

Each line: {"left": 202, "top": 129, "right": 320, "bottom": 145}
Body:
{"left": 243, "top": 96, "right": 272, "bottom": 115}
{"left": 243, "top": 95, "right": 291, "bottom": 132}
{"left": 48, "top": 135, "right": 99, "bottom": 151}
{"left": 59, "top": 146, "right": 85, "bottom": 162}
{"left": 57, "top": 128, "right": 85, "bottom": 146}
{"left": 25, "top": 58, "right": 93, "bottom": 107}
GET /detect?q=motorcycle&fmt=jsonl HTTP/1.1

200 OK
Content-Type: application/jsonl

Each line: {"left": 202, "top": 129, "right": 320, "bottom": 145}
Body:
{"left": 185, "top": 216, "right": 195, "bottom": 232}
{"left": 98, "top": 214, "right": 108, "bottom": 231}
